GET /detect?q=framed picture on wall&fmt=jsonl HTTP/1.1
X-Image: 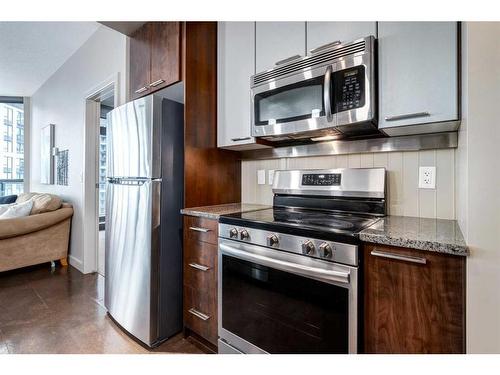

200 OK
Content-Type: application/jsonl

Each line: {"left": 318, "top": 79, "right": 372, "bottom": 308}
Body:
{"left": 40, "top": 124, "right": 55, "bottom": 184}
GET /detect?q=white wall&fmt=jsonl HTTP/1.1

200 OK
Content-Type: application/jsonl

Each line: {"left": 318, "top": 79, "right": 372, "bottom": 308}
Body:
{"left": 30, "top": 26, "right": 127, "bottom": 272}
{"left": 242, "top": 149, "right": 456, "bottom": 220}
{"left": 457, "top": 22, "right": 500, "bottom": 353}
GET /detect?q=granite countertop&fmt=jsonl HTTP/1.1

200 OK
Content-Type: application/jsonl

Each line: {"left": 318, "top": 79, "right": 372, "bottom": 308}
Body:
{"left": 359, "top": 216, "right": 468, "bottom": 256}
{"left": 181, "top": 203, "right": 270, "bottom": 220}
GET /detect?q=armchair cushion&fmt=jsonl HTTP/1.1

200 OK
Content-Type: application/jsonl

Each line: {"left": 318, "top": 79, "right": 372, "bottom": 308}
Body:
{"left": 16, "top": 192, "right": 62, "bottom": 215}
{"left": 0, "top": 206, "right": 73, "bottom": 240}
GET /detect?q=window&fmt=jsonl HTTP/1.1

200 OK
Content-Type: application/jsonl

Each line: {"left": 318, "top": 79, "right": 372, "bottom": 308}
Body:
{"left": 16, "top": 127, "right": 24, "bottom": 153}
{"left": 3, "top": 157, "right": 13, "bottom": 179}
{"left": 16, "top": 159, "right": 24, "bottom": 179}
{"left": 1, "top": 98, "right": 24, "bottom": 197}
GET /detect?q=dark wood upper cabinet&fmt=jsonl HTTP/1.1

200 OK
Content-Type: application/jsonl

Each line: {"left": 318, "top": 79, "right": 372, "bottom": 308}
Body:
{"left": 129, "top": 23, "right": 151, "bottom": 100}
{"left": 363, "top": 243, "right": 465, "bottom": 354}
{"left": 129, "top": 22, "right": 182, "bottom": 100}
{"left": 150, "top": 22, "right": 182, "bottom": 92}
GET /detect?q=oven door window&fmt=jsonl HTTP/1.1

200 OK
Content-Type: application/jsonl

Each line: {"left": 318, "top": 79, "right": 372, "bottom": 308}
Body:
{"left": 222, "top": 255, "right": 349, "bottom": 354}
{"left": 254, "top": 76, "right": 325, "bottom": 126}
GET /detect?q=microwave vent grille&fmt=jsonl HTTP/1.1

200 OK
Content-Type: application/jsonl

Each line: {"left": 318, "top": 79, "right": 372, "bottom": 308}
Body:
{"left": 252, "top": 40, "right": 367, "bottom": 86}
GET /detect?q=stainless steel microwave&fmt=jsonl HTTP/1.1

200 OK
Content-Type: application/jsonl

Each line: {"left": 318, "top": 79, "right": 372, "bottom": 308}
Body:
{"left": 251, "top": 36, "right": 378, "bottom": 141}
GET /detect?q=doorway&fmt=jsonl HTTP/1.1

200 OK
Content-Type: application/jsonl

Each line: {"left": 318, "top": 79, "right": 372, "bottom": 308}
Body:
{"left": 83, "top": 75, "right": 118, "bottom": 276}
{"left": 97, "top": 96, "right": 113, "bottom": 276}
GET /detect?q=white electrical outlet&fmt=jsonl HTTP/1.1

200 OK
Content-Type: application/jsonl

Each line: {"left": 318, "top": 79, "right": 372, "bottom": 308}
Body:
{"left": 419, "top": 166, "right": 436, "bottom": 189}
{"left": 268, "top": 170, "right": 275, "bottom": 186}
{"left": 257, "top": 169, "right": 266, "bottom": 185}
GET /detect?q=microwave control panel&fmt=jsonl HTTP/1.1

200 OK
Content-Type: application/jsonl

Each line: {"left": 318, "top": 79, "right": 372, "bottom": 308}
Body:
{"left": 333, "top": 66, "right": 365, "bottom": 113}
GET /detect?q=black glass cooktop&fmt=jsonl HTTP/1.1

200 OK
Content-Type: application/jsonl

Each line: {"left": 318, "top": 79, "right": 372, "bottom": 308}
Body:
{"left": 219, "top": 207, "right": 382, "bottom": 243}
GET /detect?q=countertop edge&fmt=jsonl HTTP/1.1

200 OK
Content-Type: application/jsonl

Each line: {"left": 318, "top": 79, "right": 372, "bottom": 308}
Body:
{"left": 180, "top": 209, "right": 220, "bottom": 220}
{"left": 359, "top": 232, "right": 469, "bottom": 256}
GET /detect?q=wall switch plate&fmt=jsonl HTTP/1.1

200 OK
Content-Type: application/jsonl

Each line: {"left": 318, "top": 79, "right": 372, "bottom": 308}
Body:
{"left": 257, "top": 169, "right": 266, "bottom": 185}
{"left": 268, "top": 170, "right": 275, "bottom": 186}
{"left": 419, "top": 166, "right": 436, "bottom": 189}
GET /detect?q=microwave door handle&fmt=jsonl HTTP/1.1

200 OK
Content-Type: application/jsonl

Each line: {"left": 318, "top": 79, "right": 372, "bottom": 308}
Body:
{"left": 324, "top": 65, "right": 333, "bottom": 122}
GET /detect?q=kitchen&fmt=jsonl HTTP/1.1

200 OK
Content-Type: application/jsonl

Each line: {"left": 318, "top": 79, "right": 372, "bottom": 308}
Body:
{"left": 103, "top": 20, "right": 469, "bottom": 355}
{"left": 1, "top": 1, "right": 500, "bottom": 371}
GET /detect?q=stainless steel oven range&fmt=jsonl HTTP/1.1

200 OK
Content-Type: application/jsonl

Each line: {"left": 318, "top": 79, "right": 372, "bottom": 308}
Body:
{"left": 217, "top": 168, "right": 386, "bottom": 354}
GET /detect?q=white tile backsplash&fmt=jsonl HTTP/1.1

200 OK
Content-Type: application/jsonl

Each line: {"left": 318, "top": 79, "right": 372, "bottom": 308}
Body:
{"left": 241, "top": 149, "right": 456, "bottom": 219}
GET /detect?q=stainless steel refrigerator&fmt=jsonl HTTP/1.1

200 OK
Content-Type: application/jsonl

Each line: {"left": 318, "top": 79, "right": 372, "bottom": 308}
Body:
{"left": 104, "top": 94, "right": 184, "bottom": 347}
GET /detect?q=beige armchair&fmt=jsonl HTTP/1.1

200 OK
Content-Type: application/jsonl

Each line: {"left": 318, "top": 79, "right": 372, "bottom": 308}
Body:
{"left": 0, "top": 203, "right": 73, "bottom": 272}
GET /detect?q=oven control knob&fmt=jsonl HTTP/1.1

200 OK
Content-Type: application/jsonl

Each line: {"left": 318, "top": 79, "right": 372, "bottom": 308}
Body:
{"left": 302, "top": 240, "right": 315, "bottom": 255}
{"left": 319, "top": 243, "right": 333, "bottom": 258}
{"left": 267, "top": 234, "right": 279, "bottom": 247}
{"left": 240, "top": 229, "right": 250, "bottom": 240}
{"left": 229, "top": 228, "right": 238, "bottom": 239}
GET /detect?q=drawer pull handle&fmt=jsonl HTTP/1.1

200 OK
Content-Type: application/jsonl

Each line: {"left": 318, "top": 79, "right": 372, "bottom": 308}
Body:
{"left": 134, "top": 86, "right": 148, "bottom": 94}
{"left": 188, "top": 308, "right": 210, "bottom": 321}
{"left": 189, "top": 226, "right": 212, "bottom": 233}
{"left": 371, "top": 250, "right": 427, "bottom": 264}
{"left": 231, "top": 137, "right": 251, "bottom": 142}
{"left": 188, "top": 263, "right": 211, "bottom": 272}
{"left": 149, "top": 79, "right": 165, "bottom": 87}
{"left": 385, "top": 112, "right": 430, "bottom": 122}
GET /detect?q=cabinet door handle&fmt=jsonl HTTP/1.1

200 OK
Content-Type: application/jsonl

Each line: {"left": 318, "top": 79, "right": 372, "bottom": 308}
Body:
{"left": 275, "top": 54, "right": 302, "bottom": 66}
{"left": 385, "top": 112, "right": 430, "bottom": 122}
{"left": 370, "top": 250, "right": 427, "bottom": 264}
{"left": 309, "top": 40, "right": 341, "bottom": 54}
{"left": 189, "top": 226, "right": 212, "bottom": 233}
{"left": 134, "top": 86, "right": 149, "bottom": 94}
{"left": 231, "top": 137, "right": 251, "bottom": 142}
{"left": 188, "top": 263, "right": 211, "bottom": 272}
{"left": 149, "top": 79, "right": 165, "bottom": 87}
{"left": 188, "top": 308, "right": 210, "bottom": 321}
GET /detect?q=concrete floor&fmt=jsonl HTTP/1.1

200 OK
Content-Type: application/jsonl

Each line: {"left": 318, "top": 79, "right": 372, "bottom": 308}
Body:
{"left": 0, "top": 264, "right": 208, "bottom": 354}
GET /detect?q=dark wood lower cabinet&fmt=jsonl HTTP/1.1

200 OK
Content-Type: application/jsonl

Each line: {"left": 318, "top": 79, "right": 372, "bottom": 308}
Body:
{"left": 363, "top": 243, "right": 465, "bottom": 354}
{"left": 183, "top": 215, "right": 218, "bottom": 348}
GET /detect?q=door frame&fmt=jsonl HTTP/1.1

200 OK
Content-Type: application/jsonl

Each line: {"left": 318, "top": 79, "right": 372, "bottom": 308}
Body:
{"left": 82, "top": 73, "right": 120, "bottom": 274}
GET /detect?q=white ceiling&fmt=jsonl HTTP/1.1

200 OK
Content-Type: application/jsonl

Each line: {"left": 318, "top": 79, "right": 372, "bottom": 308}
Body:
{"left": 0, "top": 22, "right": 100, "bottom": 96}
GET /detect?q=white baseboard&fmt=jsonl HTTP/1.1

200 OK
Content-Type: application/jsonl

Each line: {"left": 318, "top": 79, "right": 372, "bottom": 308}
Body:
{"left": 68, "top": 255, "right": 84, "bottom": 273}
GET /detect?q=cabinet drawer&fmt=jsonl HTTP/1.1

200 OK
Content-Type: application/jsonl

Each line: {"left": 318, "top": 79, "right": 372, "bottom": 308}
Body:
{"left": 184, "top": 239, "right": 217, "bottom": 289}
{"left": 184, "top": 216, "right": 218, "bottom": 245}
{"left": 184, "top": 285, "right": 217, "bottom": 345}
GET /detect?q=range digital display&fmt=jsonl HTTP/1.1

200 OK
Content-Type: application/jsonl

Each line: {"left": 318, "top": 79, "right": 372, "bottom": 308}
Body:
{"left": 302, "top": 173, "right": 341, "bottom": 186}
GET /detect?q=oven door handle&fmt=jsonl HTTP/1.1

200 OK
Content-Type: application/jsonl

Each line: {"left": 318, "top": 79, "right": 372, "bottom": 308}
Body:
{"left": 220, "top": 242, "right": 350, "bottom": 285}
{"left": 323, "top": 65, "right": 333, "bottom": 122}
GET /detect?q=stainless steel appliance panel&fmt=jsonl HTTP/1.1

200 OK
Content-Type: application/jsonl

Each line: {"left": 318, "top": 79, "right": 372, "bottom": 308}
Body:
{"left": 251, "top": 36, "right": 376, "bottom": 140}
{"left": 272, "top": 168, "right": 386, "bottom": 198}
{"left": 105, "top": 178, "right": 159, "bottom": 345}
{"left": 218, "top": 238, "right": 358, "bottom": 353}
{"left": 107, "top": 96, "right": 161, "bottom": 178}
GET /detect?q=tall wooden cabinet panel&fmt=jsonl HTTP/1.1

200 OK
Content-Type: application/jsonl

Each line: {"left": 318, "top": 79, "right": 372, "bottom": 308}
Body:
{"left": 129, "top": 23, "right": 152, "bottom": 100}
{"left": 363, "top": 243, "right": 465, "bottom": 354}
{"left": 306, "top": 22, "right": 377, "bottom": 52}
{"left": 255, "top": 22, "right": 306, "bottom": 73}
{"left": 182, "top": 22, "right": 241, "bottom": 350}
{"left": 129, "top": 22, "right": 182, "bottom": 100}
{"left": 378, "top": 22, "right": 459, "bottom": 136}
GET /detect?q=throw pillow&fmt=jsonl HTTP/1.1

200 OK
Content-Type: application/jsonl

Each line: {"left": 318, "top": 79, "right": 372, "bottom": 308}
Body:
{"left": 0, "top": 195, "right": 17, "bottom": 204}
{"left": 0, "top": 203, "right": 15, "bottom": 215}
{"left": 0, "top": 200, "right": 34, "bottom": 220}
